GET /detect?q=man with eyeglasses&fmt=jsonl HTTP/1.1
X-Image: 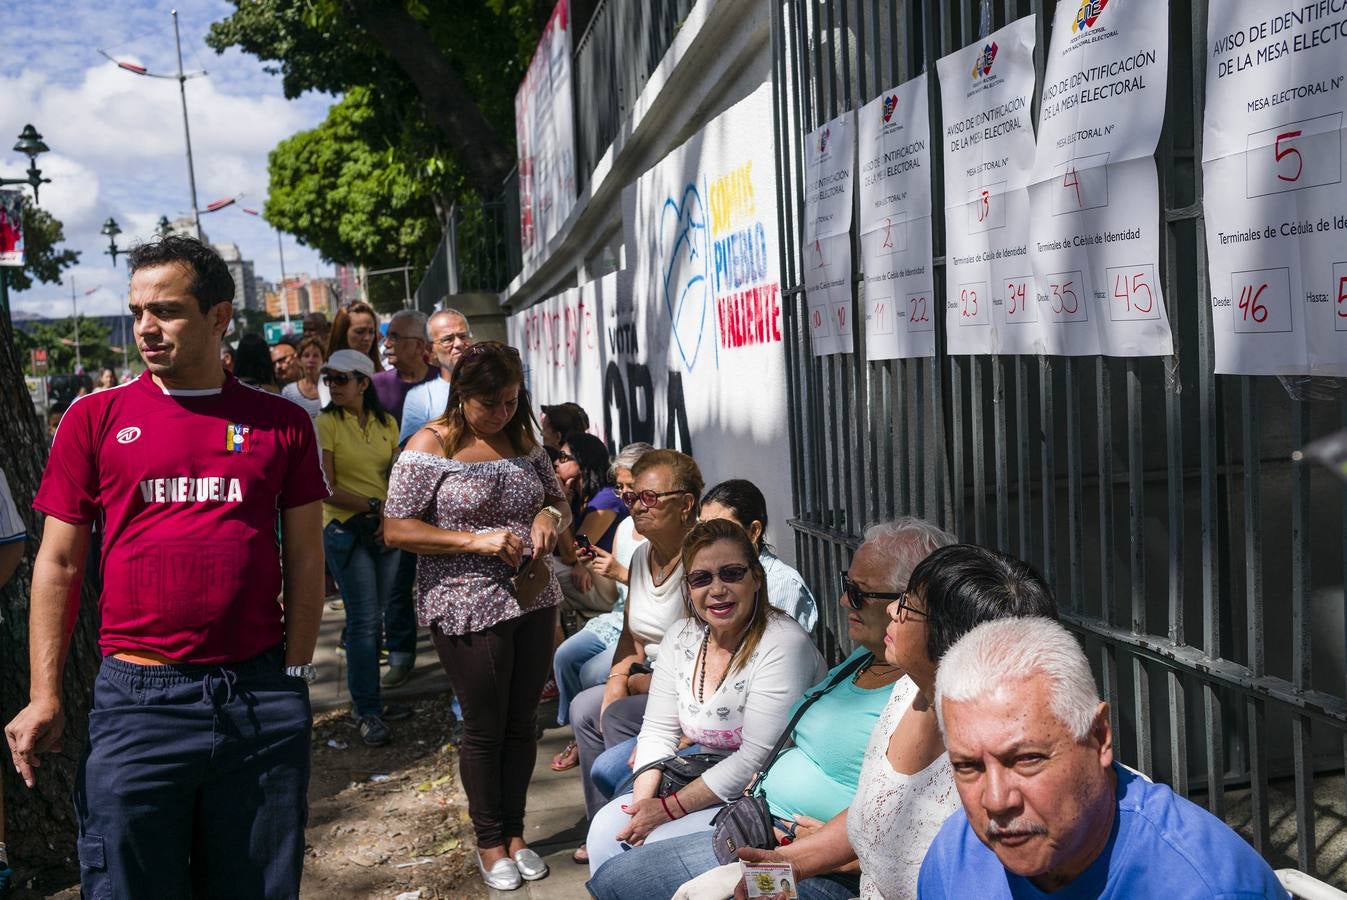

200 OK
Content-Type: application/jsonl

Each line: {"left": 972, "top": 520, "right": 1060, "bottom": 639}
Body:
{"left": 371, "top": 309, "right": 439, "bottom": 423}
{"left": 398, "top": 307, "right": 473, "bottom": 446}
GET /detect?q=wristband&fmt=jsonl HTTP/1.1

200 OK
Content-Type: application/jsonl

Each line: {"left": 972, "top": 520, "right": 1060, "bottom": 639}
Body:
{"left": 659, "top": 794, "right": 677, "bottom": 821}
{"left": 671, "top": 791, "right": 688, "bottom": 817}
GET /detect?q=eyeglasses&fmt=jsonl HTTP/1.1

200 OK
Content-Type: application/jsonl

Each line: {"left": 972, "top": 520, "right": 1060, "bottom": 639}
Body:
{"left": 433, "top": 332, "right": 473, "bottom": 347}
{"left": 554, "top": 452, "right": 575, "bottom": 464}
{"left": 620, "top": 489, "right": 688, "bottom": 509}
{"left": 321, "top": 371, "right": 357, "bottom": 386}
{"left": 890, "top": 589, "right": 928, "bottom": 622}
{"left": 839, "top": 572, "right": 903, "bottom": 611}
{"left": 685, "top": 564, "right": 751, "bottom": 589}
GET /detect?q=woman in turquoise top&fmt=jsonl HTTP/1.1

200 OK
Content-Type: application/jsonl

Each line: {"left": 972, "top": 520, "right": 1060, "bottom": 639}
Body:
{"left": 586, "top": 518, "right": 957, "bottom": 900}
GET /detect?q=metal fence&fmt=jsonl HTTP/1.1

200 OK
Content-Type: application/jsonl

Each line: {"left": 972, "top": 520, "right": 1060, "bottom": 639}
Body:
{"left": 572, "top": 0, "right": 697, "bottom": 197}
{"left": 772, "top": 0, "right": 1347, "bottom": 879}
{"left": 414, "top": 175, "right": 520, "bottom": 310}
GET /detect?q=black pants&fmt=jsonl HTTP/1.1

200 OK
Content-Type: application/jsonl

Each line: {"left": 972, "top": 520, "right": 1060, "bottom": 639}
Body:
{"left": 432, "top": 605, "right": 555, "bottom": 848}
{"left": 74, "top": 648, "right": 311, "bottom": 899}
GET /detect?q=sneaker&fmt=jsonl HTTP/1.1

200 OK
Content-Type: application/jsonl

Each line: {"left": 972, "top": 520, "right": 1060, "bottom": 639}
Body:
{"left": 382, "top": 702, "right": 413, "bottom": 721}
{"left": 335, "top": 638, "right": 346, "bottom": 657}
{"left": 0, "top": 864, "right": 11, "bottom": 897}
{"left": 327, "top": 598, "right": 344, "bottom": 611}
{"left": 358, "top": 714, "right": 391, "bottom": 746}
{"left": 382, "top": 663, "right": 412, "bottom": 688}
{"left": 539, "top": 675, "right": 559, "bottom": 701}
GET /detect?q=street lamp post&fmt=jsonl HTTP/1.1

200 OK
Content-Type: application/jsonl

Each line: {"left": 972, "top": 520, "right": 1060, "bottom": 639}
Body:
{"left": 0, "top": 123, "right": 53, "bottom": 332}
{"left": 102, "top": 11, "right": 206, "bottom": 239}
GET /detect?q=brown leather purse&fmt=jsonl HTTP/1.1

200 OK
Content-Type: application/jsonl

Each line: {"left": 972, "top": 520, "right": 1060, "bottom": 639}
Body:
{"left": 511, "top": 554, "right": 550, "bottom": 608}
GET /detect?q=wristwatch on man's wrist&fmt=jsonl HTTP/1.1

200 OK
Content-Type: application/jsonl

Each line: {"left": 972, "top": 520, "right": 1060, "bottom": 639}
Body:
{"left": 367, "top": 497, "right": 382, "bottom": 513}
{"left": 285, "top": 664, "right": 318, "bottom": 684}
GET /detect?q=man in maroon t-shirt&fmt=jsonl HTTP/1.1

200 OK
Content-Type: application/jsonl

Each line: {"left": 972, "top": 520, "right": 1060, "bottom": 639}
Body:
{"left": 4, "top": 236, "right": 329, "bottom": 898}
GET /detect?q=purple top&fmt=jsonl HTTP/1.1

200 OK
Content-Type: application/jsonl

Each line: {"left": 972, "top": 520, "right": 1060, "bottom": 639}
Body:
{"left": 384, "top": 444, "right": 565, "bottom": 635}
{"left": 577, "top": 485, "right": 629, "bottom": 553}
{"left": 372, "top": 366, "right": 440, "bottom": 424}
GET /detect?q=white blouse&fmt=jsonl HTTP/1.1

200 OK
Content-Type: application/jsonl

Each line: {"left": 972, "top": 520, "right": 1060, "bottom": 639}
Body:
{"left": 846, "top": 677, "right": 960, "bottom": 900}
{"left": 633, "top": 615, "right": 826, "bottom": 801}
{"left": 625, "top": 541, "right": 687, "bottom": 663}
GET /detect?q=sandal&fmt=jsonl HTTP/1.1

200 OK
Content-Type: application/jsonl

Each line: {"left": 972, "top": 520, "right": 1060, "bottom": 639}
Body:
{"left": 572, "top": 843, "right": 589, "bottom": 865}
{"left": 550, "top": 740, "right": 580, "bottom": 771}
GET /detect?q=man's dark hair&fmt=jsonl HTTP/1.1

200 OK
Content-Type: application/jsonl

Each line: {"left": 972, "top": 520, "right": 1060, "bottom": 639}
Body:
{"left": 128, "top": 236, "right": 235, "bottom": 313}
{"left": 909, "top": 543, "right": 1058, "bottom": 663}
{"left": 542, "top": 402, "right": 590, "bottom": 436}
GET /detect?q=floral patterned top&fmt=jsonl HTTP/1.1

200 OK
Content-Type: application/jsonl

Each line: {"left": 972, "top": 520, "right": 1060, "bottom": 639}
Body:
{"left": 383, "top": 445, "right": 564, "bottom": 635}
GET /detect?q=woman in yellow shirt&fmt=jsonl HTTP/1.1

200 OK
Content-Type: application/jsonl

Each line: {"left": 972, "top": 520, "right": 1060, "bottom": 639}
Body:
{"left": 318, "top": 349, "right": 402, "bottom": 746}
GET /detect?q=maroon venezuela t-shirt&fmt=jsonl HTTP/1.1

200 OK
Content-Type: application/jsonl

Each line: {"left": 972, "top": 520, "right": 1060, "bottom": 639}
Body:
{"left": 34, "top": 371, "right": 330, "bottom": 664}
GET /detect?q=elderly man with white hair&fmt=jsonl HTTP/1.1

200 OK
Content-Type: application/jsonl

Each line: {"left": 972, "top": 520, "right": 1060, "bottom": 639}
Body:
{"left": 920, "top": 617, "right": 1287, "bottom": 899}
{"left": 372, "top": 308, "right": 438, "bottom": 423}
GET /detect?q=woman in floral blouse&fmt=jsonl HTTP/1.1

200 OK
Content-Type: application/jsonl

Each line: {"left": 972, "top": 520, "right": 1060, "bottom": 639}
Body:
{"left": 383, "top": 341, "right": 572, "bottom": 892}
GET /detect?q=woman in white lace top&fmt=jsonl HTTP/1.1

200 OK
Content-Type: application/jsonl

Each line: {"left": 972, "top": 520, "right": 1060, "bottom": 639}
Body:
{"left": 586, "top": 519, "right": 826, "bottom": 874}
{"left": 675, "top": 543, "right": 1057, "bottom": 900}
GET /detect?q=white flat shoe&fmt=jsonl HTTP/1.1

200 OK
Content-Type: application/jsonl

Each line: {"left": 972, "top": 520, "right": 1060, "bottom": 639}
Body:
{"left": 513, "top": 847, "right": 549, "bottom": 881}
{"left": 477, "top": 853, "right": 522, "bottom": 891}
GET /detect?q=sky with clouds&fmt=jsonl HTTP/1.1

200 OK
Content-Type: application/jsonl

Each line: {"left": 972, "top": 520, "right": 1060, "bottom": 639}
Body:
{"left": 2, "top": 0, "right": 336, "bottom": 318}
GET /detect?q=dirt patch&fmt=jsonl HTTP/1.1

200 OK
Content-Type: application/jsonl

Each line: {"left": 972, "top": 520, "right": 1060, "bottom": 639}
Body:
{"left": 15, "top": 695, "right": 487, "bottom": 899}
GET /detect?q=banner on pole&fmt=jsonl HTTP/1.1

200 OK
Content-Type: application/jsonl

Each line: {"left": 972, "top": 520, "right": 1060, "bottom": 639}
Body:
{"left": 0, "top": 190, "right": 24, "bottom": 267}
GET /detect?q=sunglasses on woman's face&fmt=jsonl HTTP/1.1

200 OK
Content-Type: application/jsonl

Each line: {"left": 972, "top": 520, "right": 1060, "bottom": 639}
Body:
{"left": 322, "top": 371, "right": 356, "bottom": 386}
{"left": 554, "top": 452, "right": 575, "bottom": 464}
{"left": 620, "top": 489, "right": 687, "bottom": 509}
{"left": 684, "top": 563, "right": 751, "bottom": 589}
{"left": 839, "top": 572, "right": 904, "bottom": 611}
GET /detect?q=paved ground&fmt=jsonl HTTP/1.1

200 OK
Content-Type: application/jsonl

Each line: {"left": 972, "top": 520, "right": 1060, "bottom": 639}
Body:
{"left": 310, "top": 603, "right": 593, "bottom": 899}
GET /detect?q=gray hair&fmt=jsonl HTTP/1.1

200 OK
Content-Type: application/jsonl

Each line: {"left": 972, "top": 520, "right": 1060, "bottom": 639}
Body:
{"left": 610, "top": 441, "right": 654, "bottom": 481}
{"left": 430, "top": 307, "right": 471, "bottom": 333}
{"left": 935, "top": 617, "right": 1102, "bottom": 741}
{"left": 861, "top": 517, "right": 958, "bottom": 591}
{"left": 389, "top": 309, "right": 428, "bottom": 340}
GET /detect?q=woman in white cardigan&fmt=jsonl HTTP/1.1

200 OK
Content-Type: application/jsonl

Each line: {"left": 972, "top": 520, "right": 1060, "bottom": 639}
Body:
{"left": 586, "top": 518, "right": 826, "bottom": 874}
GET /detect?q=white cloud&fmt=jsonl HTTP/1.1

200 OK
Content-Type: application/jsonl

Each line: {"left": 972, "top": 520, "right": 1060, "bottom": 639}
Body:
{"left": 3, "top": 0, "right": 341, "bottom": 320}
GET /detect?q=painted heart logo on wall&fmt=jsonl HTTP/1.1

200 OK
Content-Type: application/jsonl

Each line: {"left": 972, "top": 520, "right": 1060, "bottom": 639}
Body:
{"left": 1072, "top": 0, "right": 1109, "bottom": 32}
{"left": 660, "top": 182, "right": 713, "bottom": 374}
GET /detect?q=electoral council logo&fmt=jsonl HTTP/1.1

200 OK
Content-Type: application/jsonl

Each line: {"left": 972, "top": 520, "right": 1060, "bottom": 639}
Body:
{"left": 881, "top": 94, "right": 899, "bottom": 122}
{"left": 971, "top": 41, "right": 998, "bottom": 79}
{"left": 1072, "top": 0, "right": 1110, "bottom": 32}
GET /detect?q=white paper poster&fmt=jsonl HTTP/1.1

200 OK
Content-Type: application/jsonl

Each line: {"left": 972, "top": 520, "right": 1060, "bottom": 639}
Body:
{"left": 803, "top": 111, "right": 856, "bottom": 356}
{"left": 1027, "top": 0, "right": 1172, "bottom": 357}
{"left": 857, "top": 76, "right": 936, "bottom": 359}
{"left": 515, "top": 0, "right": 576, "bottom": 266}
{"left": 1203, "top": 0, "right": 1347, "bottom": 375}
{"left": 937, "top": 16, "right": 1039, "bottom": 355}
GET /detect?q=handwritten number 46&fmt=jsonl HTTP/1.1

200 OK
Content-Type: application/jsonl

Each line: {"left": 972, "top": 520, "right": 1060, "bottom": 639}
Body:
{"left": 1238, "top": 283, "right": 1269, "bottom": 323}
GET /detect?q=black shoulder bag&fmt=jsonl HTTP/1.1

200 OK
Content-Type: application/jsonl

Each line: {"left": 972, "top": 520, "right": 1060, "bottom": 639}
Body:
{"left": 707, "top": 652, "right": 874, "bottom": 864}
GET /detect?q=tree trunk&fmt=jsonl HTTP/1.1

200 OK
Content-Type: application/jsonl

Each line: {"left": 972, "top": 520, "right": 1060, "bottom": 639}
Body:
{"left": 347, "top": 0, "right": 517, "bottom": 194}
{"left": 0, "top": 319, "right": 102, "bottom": 871}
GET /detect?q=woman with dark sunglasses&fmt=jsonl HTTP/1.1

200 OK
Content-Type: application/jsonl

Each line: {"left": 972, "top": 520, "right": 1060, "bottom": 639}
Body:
{"left": 585, "top": 519, "right": 826, "bottom": 874}
{"left": 568, "top": 449, "right": 704, "bottom": 864}
{"left": 551, "top": 431, "right": 628, "bottom": 623}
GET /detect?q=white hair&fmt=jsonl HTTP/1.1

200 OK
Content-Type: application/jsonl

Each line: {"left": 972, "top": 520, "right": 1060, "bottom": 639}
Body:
{"left": 610, "top": 441, "right": 654, "bottom": 480}
{"left": 390, "top": 308, "right": 428, "bottom": 339}
{"left": 861, "top": 518, "right": 958, "bottom": 590}
{"left": 935, "top": 617, "right": 1101, "bottom": 741}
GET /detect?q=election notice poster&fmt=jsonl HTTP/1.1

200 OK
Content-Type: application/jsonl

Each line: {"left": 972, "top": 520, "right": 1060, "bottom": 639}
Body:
{"left": 515, "top": 0, "right": 576, "bottom": 267}
{"left": 857, "top": 75, "right": 936, "bottom": 360}
{"left": 1027, "top": 0, "right": 1172, "bottom": 357}
{"left": 803, "top": 111, "right": 856, "bottom": 356}
{"left": 1203, "top": 0, "right": 1347, "bottom": 375}
{"left": 937, "top": 16, "right": 1038, "bottom": 355}
{"left": 0, "top": 190, "right": 23, "bottom": 267}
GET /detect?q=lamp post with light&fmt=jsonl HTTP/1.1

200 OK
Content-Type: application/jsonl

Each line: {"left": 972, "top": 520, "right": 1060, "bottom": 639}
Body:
{"left": 201, "top": 194, "right": 291, "bottom": 330}
{"left": 0, "top": 123, "right": 53, "bottom": 332}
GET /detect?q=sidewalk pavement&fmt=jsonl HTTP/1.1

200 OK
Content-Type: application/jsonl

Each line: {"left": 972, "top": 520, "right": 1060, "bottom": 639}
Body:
{"left": 310, "top": 602, "right": 593, "bottom": 898}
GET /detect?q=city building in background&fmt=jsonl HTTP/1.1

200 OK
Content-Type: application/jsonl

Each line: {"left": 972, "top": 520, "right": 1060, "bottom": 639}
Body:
{"left": 213, "top": 243, "right": 258, "bottom": 312}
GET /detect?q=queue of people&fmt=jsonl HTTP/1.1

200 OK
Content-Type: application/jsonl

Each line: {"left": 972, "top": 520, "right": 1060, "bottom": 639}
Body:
{"left": 2, "top": 234, "right": 1292, "bottom": 899}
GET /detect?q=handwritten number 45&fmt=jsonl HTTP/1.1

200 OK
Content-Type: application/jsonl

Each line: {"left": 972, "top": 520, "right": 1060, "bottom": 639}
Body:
{"left": 1275, "top": 130, "right": 1303, "bottom": 182}
{"left": 1111, "top": 273, "right": 1153, "bottom": 314}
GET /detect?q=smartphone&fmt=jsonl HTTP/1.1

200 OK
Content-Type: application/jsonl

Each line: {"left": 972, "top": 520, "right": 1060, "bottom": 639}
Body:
{"left": 575, "top": 533, "right": 595, "bottom": 557}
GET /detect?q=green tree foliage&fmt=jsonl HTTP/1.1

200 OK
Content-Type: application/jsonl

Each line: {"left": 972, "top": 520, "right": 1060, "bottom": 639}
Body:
{"left": 6, "top": 203, "right": 81, "bottom": 292}
{"left": 13, "top": 316, "right": 119, "bottom": 375}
